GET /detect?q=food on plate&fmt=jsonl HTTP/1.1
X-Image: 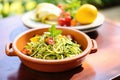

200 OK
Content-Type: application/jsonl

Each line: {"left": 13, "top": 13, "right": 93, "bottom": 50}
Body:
{"left": 21, "top": 25, "right": 83, "bottom": 60}
{"left": 32, "top": 3, "right": 62, "bottom": 25}
{"left": 31, "top": 3, "right": 98, "bottom": 26}
{"left": 58, "top": 12, "right": 72, "bottom": 26}
{"left": 75, "top": 4, "right": 98, "bottom": 24}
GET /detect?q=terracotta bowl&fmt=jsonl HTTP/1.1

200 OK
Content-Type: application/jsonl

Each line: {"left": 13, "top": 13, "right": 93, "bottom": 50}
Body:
{"left": 5, "top": 27, "right": 97, "bottom": 72}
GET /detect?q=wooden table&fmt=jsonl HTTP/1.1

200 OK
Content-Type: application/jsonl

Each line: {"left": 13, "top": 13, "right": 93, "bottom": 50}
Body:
{"left": 0, "top": 16, "right": 120, "bottom": 80}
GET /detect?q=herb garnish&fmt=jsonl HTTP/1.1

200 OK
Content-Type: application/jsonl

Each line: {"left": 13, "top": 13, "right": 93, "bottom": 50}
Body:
{"left": 48, "top": 25, "right": 62, "bottom": 37}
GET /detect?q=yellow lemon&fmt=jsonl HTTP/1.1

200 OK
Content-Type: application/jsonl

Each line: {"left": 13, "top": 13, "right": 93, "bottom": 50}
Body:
{"left": 75, "top": 4, "right": 98, "bottom": 24}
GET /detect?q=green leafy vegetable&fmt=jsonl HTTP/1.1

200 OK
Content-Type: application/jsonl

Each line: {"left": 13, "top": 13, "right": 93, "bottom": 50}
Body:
{"left": 61, "top": 0, "right": 81, "bottom": 18}
{"left": 48, "top": 25, "right": 62, "bottom": 37}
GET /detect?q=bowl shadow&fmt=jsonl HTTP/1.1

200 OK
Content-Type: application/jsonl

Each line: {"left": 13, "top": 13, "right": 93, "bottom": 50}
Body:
{"left": 8, "top": 62, "right": 96, "bottom": 80}
{"left": 17, "top": 63, "right": 83, "bottom": 80}
{"left": 86, "top": 30, "right": 99, "bottom": 39}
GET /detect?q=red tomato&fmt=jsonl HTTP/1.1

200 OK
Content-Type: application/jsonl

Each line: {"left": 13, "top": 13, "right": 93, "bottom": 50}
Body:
{"left": 45, "top": 37, "right": 54, "bottom": 45}
{"left": 65, "top": 16, "right": 71, "bottom": 26}
{"left": 66, "top": 35, "right": 73, "bottom": 40}
{"left": 64, "top": 12, "right": 70, "bottom": 17}
{"left": 21, "top": 48, "right": 28, "bottom": 55}
{"left": 57, "top": 4, "right": 62, "bottom": 8}
{"left": 58, "top": 17, "right": 66, "bottom": 26}
{"left": 58, "top": 12, "right": 72, "bottom": 26}
{"left": 57, "top": 4, "right": 64, "bottom": 13}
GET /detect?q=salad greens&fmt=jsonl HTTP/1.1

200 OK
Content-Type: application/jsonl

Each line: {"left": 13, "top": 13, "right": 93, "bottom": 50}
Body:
{"left": 57, "top": 0, "right": 81, "bottom": 18}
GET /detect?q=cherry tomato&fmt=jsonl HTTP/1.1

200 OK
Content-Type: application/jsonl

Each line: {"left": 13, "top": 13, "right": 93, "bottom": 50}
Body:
{"left": 21, "top": 48, "right": 28, "bottom": 55}
{"left": 64, "top": 12, "right": 70, "bottom": 17}
{"left": 57, "top": 4, "right": 64, "bottom": 14}
{"left": 65, "top": 16, "right": 71, "bottom": 26}
{"left": 45, "top": 37, "right": 54, "bottom": 45}
{"left": 58, "top": 12, "right": 72, "bottom": 26}
{"left": 66, "top": 35, "right": 73, "bottom": 40}
{"left": 58, "top": 17, "right": 66, "bottom": 26}
{"left": 57, "top": 4, "right": 62, "bottom": 8}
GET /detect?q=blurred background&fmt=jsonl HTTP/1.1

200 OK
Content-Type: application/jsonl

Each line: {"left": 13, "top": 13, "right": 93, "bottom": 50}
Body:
{"left": 0, "top": 0, "right": 120, "bottom": 21}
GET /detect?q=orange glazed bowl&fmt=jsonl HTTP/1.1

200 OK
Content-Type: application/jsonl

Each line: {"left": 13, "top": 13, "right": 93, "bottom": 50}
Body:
{"left": 5, "top": 27, "right": 97, "bottom": 72}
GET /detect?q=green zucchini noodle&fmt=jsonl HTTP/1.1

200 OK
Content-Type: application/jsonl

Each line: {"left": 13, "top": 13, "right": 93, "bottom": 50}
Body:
{"left": 23, "top": 32, "right": 83, "bottom": 60}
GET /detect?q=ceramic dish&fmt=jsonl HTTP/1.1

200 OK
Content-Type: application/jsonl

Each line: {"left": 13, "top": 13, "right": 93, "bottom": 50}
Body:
{"left": 22, "top": 11, "right": 104, "bottom": 32}
{"left": 5, "top": 27, "right": 97, "bottom": 72}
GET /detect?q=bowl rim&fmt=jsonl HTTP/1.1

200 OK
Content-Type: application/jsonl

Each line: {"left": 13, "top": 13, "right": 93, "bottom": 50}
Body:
{"left": 13, "top": 27, "right": 92, "bottom": 64}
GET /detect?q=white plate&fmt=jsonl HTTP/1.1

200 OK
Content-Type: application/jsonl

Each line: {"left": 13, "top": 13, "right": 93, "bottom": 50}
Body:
{"left": 22, "top": 11, "right": 104, "bottom": 32}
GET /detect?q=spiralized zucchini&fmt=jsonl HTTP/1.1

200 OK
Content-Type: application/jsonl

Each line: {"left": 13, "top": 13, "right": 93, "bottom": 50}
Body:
{"left": 22, "top": 25, "right": 83, "bottom": 60}
{"left": 23, "top": 32, "right": 82, "bottom": 60}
